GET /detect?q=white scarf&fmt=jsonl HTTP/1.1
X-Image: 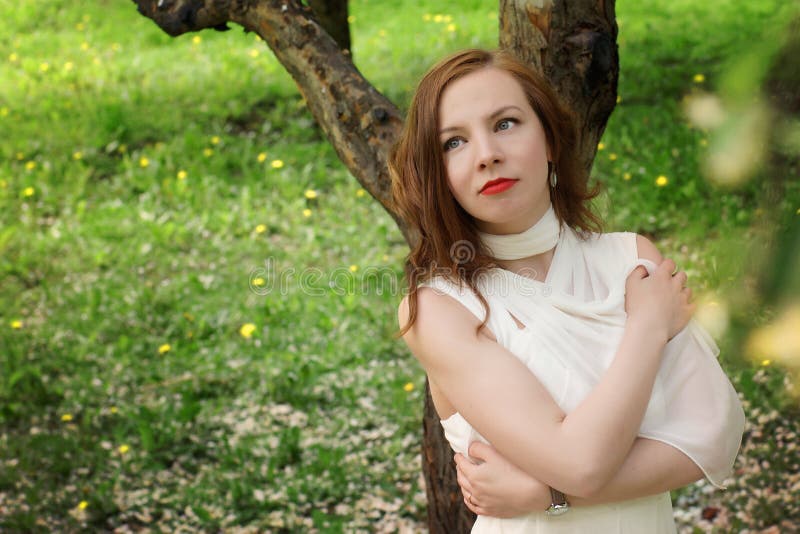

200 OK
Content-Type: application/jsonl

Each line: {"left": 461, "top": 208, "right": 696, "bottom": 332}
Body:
{"left": 478, "top": 205, "right": 560, "bottom": 260}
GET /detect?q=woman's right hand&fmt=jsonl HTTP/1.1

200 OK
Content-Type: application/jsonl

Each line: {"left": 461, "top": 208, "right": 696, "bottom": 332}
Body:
{"left": 624, "top": 258, "right": 694, "bottom": 342}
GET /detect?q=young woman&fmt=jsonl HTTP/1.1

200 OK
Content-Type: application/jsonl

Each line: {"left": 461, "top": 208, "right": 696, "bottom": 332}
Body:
{"left": 391, "top": 49, "right": 744, "bottom": 532}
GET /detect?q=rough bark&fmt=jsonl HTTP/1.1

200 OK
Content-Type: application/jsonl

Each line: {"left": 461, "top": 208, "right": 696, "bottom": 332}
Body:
{"left": 131, "top": 0, "right": 618, "bottom": 529}
{"left": 500, "top": 0, "right": 619, "bottom": 173}
{"left": 308, "top": 0, "right": 351, "bottom": 53}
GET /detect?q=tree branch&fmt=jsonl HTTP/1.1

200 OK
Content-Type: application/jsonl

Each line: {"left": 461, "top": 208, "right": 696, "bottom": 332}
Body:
{"left": 131, "top": 0, "right": 412, "bottom": 243}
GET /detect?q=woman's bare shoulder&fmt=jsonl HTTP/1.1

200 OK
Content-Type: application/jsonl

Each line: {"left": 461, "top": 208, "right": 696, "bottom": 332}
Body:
{"left": 635, "top": 234, "right": 664, "bottom": 263}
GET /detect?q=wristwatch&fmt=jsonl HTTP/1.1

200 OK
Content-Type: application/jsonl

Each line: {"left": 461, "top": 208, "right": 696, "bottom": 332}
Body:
{"left": 545, "top": 487, "right": 570, "bottom": 516}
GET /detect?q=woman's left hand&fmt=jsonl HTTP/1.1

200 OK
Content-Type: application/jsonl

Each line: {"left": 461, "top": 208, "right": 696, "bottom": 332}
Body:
{"left": 455, "top": 441, "right": 550, "bottom": 517}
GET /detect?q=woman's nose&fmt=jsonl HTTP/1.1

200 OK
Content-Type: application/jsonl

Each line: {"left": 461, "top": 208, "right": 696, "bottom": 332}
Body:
{"left": 475, "top": 134, "right": 503, "bottom": 169}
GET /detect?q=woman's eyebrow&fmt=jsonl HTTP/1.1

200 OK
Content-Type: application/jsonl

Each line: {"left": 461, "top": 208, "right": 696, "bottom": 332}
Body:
{"left": 439, "top": 105, "right": 523, "bottom": 135}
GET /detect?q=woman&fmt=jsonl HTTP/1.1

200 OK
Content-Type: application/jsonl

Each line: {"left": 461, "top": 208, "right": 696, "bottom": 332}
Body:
{"left": 391, "top": 49, "right": 744, "bottom": 532}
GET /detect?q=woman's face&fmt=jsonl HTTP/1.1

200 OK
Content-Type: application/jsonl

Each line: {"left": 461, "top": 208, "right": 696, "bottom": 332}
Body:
{"left": 438, "top": 67, "right": 551, "bottom": 235}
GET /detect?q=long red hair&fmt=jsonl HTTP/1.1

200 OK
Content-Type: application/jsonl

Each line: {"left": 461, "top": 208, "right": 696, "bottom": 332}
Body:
{"left": 390, "top": 49, "right": 601, "bottom": 337}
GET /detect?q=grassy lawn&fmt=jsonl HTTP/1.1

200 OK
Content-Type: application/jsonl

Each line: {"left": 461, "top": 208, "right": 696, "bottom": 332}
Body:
{"left": 1, "top": 0, "right": 798, "bottom": 532}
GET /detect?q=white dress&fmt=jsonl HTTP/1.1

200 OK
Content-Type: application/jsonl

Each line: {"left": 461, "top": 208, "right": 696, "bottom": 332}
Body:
{"left": 422, "top": 227, "right": 745, "bottom": 533}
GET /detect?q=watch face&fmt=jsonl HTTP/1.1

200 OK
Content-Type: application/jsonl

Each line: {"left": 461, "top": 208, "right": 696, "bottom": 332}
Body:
{"left": 546, "top": 503, "right": 570, "bottom": 516}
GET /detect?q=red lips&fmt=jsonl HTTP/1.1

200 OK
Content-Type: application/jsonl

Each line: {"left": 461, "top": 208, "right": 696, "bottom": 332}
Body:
{"left": 480, "top": 178, "right": 518, "bottom": 195}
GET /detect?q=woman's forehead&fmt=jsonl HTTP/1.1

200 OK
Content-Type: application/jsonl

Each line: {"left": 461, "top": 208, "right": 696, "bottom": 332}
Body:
{"left": 439, "top": 68, "right": 530, "bottom": 127}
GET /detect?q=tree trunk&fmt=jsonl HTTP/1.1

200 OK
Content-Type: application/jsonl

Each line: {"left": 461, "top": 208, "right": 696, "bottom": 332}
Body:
{"left": 131, "top": 0, "right": 618, "bottom": 529}
{"left": 308, "top": 0, "right": 351, "bottom": 53}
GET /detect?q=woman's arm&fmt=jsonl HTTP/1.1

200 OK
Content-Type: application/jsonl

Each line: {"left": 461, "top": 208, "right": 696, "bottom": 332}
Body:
{"left": 456, "top": 438, "right": 703, "bottom": 517}
{"left": 399, "top": 256, "right": 693, "bottom": 498}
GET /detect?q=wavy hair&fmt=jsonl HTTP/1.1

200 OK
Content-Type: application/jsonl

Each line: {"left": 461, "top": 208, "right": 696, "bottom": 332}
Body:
{"left": 390, "top": 49, "right": 602, "bottom": 337}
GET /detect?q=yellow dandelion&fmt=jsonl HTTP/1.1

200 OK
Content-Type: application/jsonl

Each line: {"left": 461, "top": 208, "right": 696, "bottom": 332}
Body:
{"left": 761, "top": 359, "right": 771, "bottom": 366}
{"left": 11, "top": 319, "right": 22, "bottom": 329}
{"left": 9, "top": 52, "right": 18, "bottom": 62}
{"left": 609, "top": 153, "right": 618, "bottom": 161}
{"left": 25, "top": 161, "right": 36, "bottom": 171}
{"left": 382, "top": 254, "right": 389, "bottom": 262}
{"left": 80, "top": 42, "right": 90, "bottom": 51}
{"left": 257, "top": 152, "right": 267, "bottom": 163}
{"left": 304, "top": 189, "right": 318, "bottom": 199}
{"left": 270, "top": 159, "right": 284, "bottom": 169}
{"left": 655, "top": 175, "right": 669, "bottom": 187}
{"left": 139, "top": 157, "right": 150, "bottom": 168}
{"left": 158, "top": 343, "right": 171, "bottom": 354}
{"left": 255, "top": 224, "right": 267, "bottom": 234}
{"left": 93, "top": 57, "right": 101, "bottom": 66}
{"left": 61, "top": 414, "right": 73, "bottom": 422}
{"left": 403, "top": 382, "right": 414, "bottom": 392}
{"left": 78, "top": 500, "right": 88, "bottom": 510}
{"left": 119, "top": 144, "right": 127, "bottom": 154}
{"left": 447, "top": 23, "right": 457, "bottom": 32}
{"left": 356, "top": 188, "right": 366, "bottom": 198}
{"left": 597, "top": 142, "right": 605, "bottom": 151}
{"left": 111, "top": 43, "right": 120, "bottom": 52}
{"left": 183, "top": 312, "right": 194, "bottom": 322}
{"left": 239, "top": 323, "right": 257, "bottom": 338}
{"left": 23, "top": 187, "right": 35, "bottom": 197}
{"left": 110, "top": 406, "right": 118, "bottom": 414}
{"left": 39, "top": 62, "right": 50, "bottom": 72}
{"left": 203, "top": 148, "right": 214, "bottom": 157}
{"left": 693, "top": 73, "right": 705, "bottom": 83}
{"left": 616, "top": 95, "right": 622, "bottom": 104}
{"left": 252, "top": 277, "right": 265, "bottom": 287}
{"left": 210, "top": 136, "right": 220, "bottom": 145}
{"left": 192, "top": 35, "right": 202, "bottom": 45}
{"left": 0, "top": 179, "right": 7, "bottom": 188}
{"left": 433, "top": 14, "right": 443, "bottom": 23}
{"left": 378, "top": 29, "right": 387, "bottom": 37}
{"left": 249, "top": 49, "right": 259, "bottom": 58}
{"left": 16, "top": 152, "right": 24, "bottom": 160}
{"left": 64, "top": 61, "right": 74, "bottom": 72}
{"left": 177, "top": 170, "right": 187, "bottom": 180}
{"left": 349, "top": 265, "right": 358, "bottom": 272}
{"left": 423, "top": 13, "right": 432, "bottom": 21}
{"left": 72, "top": 151, "right": 82, "bottom": 160}
{"left": 623, "top": 172, "right": 632, "bottom": 181}
{"left": 118, "top": 444, "right": 130, "bottom": 455}
{"left": 488, "top": 11, "right": 497, "bottom": 19}
{"left": 302, "top": 208, "right": 312, "bottom": 218}
{"left": 347, "top": 15, "right": 355, "bottom": 23}
{"left": 0, "top": 107, "right": 8, "bottom": 117}
{"left": 76, "top": 22, "right": 85, "bottom": 31}
{"left": 699, "top": 138, "right": 708, "bottom": 147}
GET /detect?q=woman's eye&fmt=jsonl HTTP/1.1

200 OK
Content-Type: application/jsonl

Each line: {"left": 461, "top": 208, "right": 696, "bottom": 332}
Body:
{"left": 443, "top": 138, "right": 463, "bottom": 151}
{"left": 497, "top": 118, "right": 516, "bottom": 131}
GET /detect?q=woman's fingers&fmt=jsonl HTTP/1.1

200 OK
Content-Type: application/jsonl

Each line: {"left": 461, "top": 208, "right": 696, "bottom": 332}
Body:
{"left": 672, "top": 270, "right": 688, "bottom": 288}
{"left": 658, "top": 258, "right": 676, "bottom": 276}
{"left": 630, "top": 265, "right": 648, "bottom": 279}
{"left": 456, "top": 461, "right": 475, "bottom": 496}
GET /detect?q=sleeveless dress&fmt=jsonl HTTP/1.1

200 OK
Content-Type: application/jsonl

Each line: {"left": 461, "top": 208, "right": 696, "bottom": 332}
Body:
{"left": 421, "top": 227, "right": 744, "bottom": 533}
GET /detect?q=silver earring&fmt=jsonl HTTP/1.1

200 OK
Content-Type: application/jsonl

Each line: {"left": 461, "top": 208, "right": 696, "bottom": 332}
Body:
{"left": 549, "top": 166, "right": 558, "bottom": 188}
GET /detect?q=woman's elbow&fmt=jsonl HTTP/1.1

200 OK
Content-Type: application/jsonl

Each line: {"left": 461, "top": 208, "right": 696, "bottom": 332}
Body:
{"left": 554, "top": 461, "right": 608, "bottom": 499}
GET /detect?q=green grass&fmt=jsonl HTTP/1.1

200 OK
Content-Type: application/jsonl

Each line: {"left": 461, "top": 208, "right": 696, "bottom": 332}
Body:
{"left": 1, "top": 0, "right": 798, "bottom": 531}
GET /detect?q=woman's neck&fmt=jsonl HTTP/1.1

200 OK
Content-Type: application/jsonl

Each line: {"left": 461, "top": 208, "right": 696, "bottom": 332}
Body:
{"left": 497, "top": 248, "right": 556, "bottom": 282}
